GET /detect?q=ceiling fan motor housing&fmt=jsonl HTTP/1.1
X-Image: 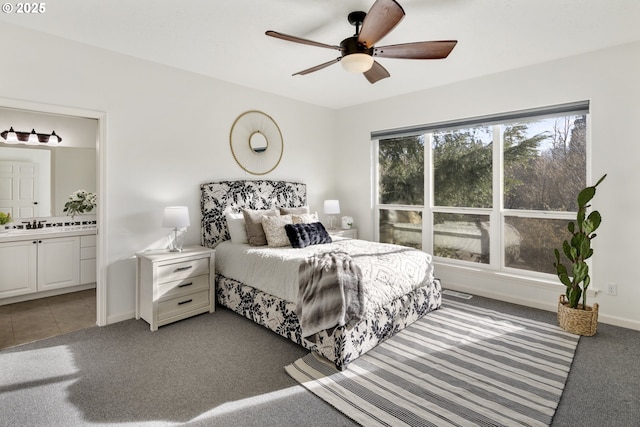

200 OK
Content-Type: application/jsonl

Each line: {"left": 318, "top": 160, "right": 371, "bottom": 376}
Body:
{"left": 340, "top": 36, "right": 373, "bottom": 58}
{"left": 342, "top": 11, "right": 371, "bottom": 58}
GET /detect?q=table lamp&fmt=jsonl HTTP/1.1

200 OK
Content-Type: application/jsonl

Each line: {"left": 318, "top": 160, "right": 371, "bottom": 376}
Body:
{"left": 163, "top": 206, "right": 190, "bottom": 252}
{"left": 323, "top": 199, "right": 340, "bottom": 230}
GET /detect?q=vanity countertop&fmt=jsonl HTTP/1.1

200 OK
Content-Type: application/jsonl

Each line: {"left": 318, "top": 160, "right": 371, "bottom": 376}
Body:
{"left": 0, "top": 226, "right": 97, "bottom": 243}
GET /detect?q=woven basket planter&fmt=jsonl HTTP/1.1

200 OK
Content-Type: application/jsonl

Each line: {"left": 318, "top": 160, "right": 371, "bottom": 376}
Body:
{"left": 557, "top": 295, "right": 598, "bottom": 336}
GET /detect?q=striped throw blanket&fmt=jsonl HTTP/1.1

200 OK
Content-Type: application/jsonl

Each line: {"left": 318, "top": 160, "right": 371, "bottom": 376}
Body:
{"left": 297, "top": 251, "right": 364, "bottom": 338}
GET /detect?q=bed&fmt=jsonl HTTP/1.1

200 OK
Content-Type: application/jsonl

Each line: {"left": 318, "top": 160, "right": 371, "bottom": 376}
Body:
{"left": 201, "top": 180, "right": 441, "bottom": 370}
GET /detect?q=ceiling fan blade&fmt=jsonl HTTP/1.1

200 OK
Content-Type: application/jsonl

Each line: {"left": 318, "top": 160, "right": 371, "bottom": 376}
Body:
{"left": 293, "top": 57, "right": 341, "bottom": 76}
{"left": 358, "top": 0, "right": 405, "bottom": 48}
{"left": 373, "top": 40, "right": 457, "bottom": 59}
{"left": 266, "top": 31, "right": 343, "bottom": 51}
{"left": 364, "top": 60, "right": 390, "bottom": 84}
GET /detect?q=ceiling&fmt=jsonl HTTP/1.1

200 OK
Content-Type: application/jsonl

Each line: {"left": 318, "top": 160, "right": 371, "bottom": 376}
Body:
{"left": 2, "top": 0, "right": 639, "bottom": 109}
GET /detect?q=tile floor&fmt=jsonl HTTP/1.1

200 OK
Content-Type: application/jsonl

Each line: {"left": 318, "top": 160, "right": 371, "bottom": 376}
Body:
{"left": 0, "top": 289, "right": 96, "bottom": 350}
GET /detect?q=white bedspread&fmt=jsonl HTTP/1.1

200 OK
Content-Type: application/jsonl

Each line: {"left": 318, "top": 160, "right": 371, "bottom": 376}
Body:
{"left": 215, "top": 238, "right": 434, "bottom": 316}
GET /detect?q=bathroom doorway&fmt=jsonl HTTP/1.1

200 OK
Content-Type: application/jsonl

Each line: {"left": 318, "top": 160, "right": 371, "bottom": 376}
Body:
{"left": 0, "top": 98, "right": 106, "bottom": 331}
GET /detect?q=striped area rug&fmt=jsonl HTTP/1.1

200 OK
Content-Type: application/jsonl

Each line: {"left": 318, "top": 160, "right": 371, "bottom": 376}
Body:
{"left": 285, "top": 299, "right": 580, "bottom": 427}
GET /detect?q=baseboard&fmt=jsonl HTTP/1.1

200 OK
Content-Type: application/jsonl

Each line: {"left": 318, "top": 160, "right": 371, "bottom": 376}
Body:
{"left": 107, "top": 310, "right": 135, "bottom": 325}
{"left": 0, "top": 283, "right": 96, "bottom": 306}
{"left": 444, "top": 283, "right": 640, "bottom": 332}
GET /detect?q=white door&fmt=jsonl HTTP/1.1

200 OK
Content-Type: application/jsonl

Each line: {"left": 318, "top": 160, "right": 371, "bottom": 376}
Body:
{"left": 37, "top": 236, "right": 80, "bottom": 291}
{"left": 0, "top": 240, "right": 38, "bottom": 298}
{"left": 0, "top": 161, "right": 39, "bottom": 218}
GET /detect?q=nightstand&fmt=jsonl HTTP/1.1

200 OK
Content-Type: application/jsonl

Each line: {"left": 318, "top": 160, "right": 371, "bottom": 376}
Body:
{"left": 136, "top": 246, "right": 215, "bottom": 331}
{"left": 328, "top": 228, "right": 358, "bottom": 239}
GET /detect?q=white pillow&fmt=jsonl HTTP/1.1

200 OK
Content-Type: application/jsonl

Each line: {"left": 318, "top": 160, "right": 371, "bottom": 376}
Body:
{"left": 292, "top": 212, "right": 319, "bottom": 224}
{"left": 262, "top": 214, "right": 293, "bottom": 247}
{"left": 225, "top": 211, "right": 248, "bottom": 244}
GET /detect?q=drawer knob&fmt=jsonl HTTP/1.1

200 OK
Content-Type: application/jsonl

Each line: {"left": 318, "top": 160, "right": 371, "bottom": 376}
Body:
{"left": 178, "top": 299, "right": 193, "bottom": 305}
{"left": 178, "top": 282, "right": 193, "bottom": 288}
{"left": 174, "top": 265, "right": 193, "bottom": 272}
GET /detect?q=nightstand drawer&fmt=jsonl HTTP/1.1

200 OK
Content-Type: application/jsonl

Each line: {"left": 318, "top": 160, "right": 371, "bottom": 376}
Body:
{"left": 157, "top": 258, "right": 209, "bottom": 283}
{"left": 158, "top": 289, "right": 209, "bottom": 321}
{"left": 157, "top": 274, "right": 209, "bottom": 301}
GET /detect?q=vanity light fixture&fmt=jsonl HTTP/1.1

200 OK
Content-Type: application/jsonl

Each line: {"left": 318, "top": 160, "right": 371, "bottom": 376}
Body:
{"left": 0, "top": 127, "right": 63, "bottom": 145}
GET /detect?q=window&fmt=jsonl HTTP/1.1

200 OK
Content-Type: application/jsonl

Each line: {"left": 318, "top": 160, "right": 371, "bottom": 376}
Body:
{"left": 374, "top": 102, "right": 588, "bottom": 278}
{"left": 377, "top": 136, "right": 424, "bottom": 249}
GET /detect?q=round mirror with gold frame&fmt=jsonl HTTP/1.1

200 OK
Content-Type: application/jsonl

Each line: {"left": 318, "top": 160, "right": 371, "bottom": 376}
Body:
{"left": 230, "top": 110, "right": 283, "bottom": 175}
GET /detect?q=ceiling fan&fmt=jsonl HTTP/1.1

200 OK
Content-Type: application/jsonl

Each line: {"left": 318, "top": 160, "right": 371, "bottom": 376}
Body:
{"left": 265, "top": 0, "right": 457, "bottom": 84}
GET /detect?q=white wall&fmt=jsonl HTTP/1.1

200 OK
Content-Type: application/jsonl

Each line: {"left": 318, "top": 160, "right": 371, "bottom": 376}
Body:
{"left": 0, "top": 24, "right": 338, "bottom": 323}
{"left": 335, "top": 41, "right": 640, "bottom": 330}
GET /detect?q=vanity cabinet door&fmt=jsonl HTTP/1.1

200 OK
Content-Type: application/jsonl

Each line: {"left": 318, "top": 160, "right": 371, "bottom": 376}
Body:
{"left": 37, "top": 236, "right": 80, "bottom": 291}
{"left": 0, "top": 240, "right": 38, "bottom": 298}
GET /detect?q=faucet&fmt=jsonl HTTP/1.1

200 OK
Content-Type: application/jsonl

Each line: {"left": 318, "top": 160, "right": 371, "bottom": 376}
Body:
{"left": 21, "top": 220, "right": 45, "bottom": 229}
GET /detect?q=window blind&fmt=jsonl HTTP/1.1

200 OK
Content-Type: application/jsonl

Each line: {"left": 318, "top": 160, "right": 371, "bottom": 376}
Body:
{"left": 371, "top": 100, "right": 590, "bottom": 140}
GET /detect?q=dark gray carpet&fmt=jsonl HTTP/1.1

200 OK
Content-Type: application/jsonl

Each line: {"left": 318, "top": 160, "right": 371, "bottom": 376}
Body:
{"left": 1, "top": 294, "right": 638, "bottom": 426}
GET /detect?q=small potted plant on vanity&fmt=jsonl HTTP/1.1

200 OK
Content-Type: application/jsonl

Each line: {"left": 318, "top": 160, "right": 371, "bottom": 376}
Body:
{"left": 553, "top": 174, "right": 606, "bottom": 336}
{"left": 0, "top": 212, "right": 11, "bottom": 231}
{"left": 63, "top": 189, "right": 97, "bottom": 222}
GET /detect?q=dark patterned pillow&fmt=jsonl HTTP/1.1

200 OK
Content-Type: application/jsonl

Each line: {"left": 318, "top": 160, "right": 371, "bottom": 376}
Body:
{"left": 285, "top": 222, "right": 332, "bottom": 248}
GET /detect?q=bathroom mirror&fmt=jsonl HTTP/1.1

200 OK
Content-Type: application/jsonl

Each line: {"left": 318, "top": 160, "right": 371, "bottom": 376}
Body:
{"left": 0, "top": 107, "right": 97, "bottom": 219}
{"left": 0, "top": 145, "right": 96, "bottom": 218}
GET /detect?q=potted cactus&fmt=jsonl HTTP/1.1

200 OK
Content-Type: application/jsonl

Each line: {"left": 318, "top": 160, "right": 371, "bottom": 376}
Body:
{"left": 553, "top": 174, "right": 606, "bottom": 336}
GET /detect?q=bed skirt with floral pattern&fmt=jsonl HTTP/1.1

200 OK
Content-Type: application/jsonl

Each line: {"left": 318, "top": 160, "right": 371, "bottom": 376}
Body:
{"left": 216, "top": 274, "right": 442, "bottom": 370}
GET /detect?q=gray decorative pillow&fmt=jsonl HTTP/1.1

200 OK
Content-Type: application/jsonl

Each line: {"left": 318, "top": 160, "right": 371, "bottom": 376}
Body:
{"left": 279, "top": 206, "right": 310, "bottom": 215}
{"left": 262, "top": 214, "right": 293, "bottom": 247}
{"left": 243, "top": 208, "right": 279, "bottom": 246}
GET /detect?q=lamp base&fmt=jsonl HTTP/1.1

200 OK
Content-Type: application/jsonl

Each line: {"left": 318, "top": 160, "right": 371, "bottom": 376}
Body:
{"left": 328, "top": 216, "right": 337, "bottom": 230}
{"left": 168, "top": 228, "right": 185, "bottom": 252}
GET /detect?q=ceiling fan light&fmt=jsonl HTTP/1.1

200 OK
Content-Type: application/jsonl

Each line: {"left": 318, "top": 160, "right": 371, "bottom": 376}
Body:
{"left": 341, "top": 53, "right": 374, "bottom": 73}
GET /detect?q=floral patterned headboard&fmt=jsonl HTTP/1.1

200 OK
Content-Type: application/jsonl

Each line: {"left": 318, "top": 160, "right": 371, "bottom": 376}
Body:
{"left": 200, "top": 180, "right": 307, "bottom": 248}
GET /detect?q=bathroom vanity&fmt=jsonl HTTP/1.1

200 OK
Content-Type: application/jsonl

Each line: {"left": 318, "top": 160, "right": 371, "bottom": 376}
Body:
{"left": 0, "top": 226, "right": 97, "bottom": 301}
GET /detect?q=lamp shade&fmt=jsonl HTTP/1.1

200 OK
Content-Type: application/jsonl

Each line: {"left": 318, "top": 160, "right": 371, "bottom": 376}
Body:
{"left": 323, "top": 200, "right": 340, "bottom": 215}
{"left": 162, "top": 206, "right": 190, "bottom": 228}
{"left": 27, "top": 129, "right": 38, "bottom": 144}
{"left": 48, "top": 131, "right": 59, "bottom": 144}
{"left": 341, "top": 53, "right": 374, "bottom": 73}
{"left": 4, "top": 127, "right": 18, "bottom": 143}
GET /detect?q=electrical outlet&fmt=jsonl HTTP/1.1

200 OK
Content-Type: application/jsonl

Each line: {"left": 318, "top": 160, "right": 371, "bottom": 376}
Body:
{"left": 606, "top": 283, "right": 618, "bottom": 296}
